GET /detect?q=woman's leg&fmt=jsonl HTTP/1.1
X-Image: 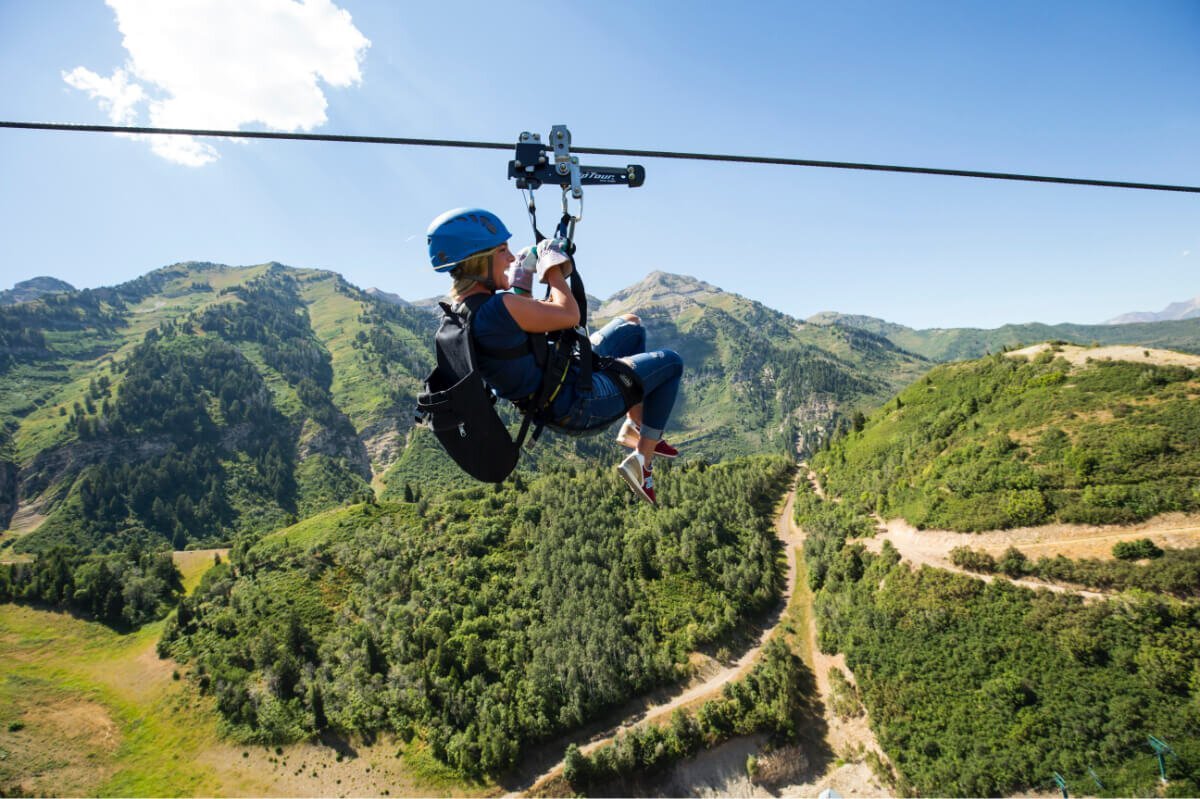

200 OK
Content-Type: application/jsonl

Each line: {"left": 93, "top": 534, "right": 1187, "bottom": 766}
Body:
{"left": 590, "top": 313, "right": 645, "bottom": 359}
{"left": 622, "top": 349, "right": 683, "bottom": 468}
{"left": 595, "top": 315, "right": 651, "bottom": 435}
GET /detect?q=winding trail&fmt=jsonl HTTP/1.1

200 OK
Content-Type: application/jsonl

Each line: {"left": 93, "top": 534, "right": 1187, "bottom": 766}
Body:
{"left": 502, "top": 481, "right": 803, "bottom": 797}
{"left": 857, "top": 513, "right": 1200, "bottom": 602}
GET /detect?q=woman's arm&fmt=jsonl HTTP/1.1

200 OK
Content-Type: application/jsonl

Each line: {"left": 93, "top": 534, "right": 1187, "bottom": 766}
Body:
{"left": 502, "top": 267, "right": 580, "bottom": 333}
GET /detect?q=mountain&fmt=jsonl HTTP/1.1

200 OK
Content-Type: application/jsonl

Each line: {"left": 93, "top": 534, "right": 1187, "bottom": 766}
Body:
{"left": 0, "top": 262, "right": 438, "bottom": 553}
{"left": 596, "top": 272, "right": 930, "bottom": 458}
{"left": 808, "top": 310, "right": 1200, "bottom": 362}
{"left": 1106, "top": 294, "right": 1200, "bottom": 324}
{"left": 0, "top": 276, "right": 75, "bottom": 306}
{"left": 0, "top": 263, "right": 928, "bottom": 554}
{"left": 811, "top": 343, "right": 1200, "bottom": 530}
{"left": 363, "top": 287, "right": 409, "bottom": 306}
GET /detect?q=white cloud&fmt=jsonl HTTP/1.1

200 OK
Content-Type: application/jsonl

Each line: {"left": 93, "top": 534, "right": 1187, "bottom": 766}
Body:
{"left": 1184, "top": 250, "right": 1192, "bottom": 257}
{"left": 62, "top": 66, "right": 145, "bottom": 124}
{"left": 64, "top": 0, "right": 370, "bottom": 166}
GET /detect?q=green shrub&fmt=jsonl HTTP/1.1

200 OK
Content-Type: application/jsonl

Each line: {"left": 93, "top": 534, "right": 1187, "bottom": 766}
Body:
{"left": 1113, "top": 538, "right": 1163, "bottom": 561}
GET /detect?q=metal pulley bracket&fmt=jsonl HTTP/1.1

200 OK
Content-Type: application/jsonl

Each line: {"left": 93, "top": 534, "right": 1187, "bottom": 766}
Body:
{"left": 508, "top": 125, "right": 645, "bottom": 193}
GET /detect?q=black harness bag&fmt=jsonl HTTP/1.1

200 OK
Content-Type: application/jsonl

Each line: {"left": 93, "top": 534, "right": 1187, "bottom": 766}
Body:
{"left": 415, "top": 298, "right": 521, "bottom": 483}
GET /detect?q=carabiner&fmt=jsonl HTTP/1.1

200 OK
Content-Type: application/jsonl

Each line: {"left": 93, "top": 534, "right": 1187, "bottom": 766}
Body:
{"left": 561, "top": 186, "right": 583, "bottom": 225}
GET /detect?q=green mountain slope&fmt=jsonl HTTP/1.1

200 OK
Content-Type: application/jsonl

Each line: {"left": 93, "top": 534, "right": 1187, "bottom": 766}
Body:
{"left": 158, "top": 456, "right": 794, "bottom": 775}
{"left": 810, "top": 311, "right": 1200, "bottom": 361}
{"left": 1, "top": 263, "right": 436, "bottom": 553}
{"left": 598, "top": 272, "right": 931, "bottom": 459}
{"left": 2, "top": 263, "right": 924, "bottom": 554}
{"left": 812, "top": 344, "right": 1200, "bottom": 530}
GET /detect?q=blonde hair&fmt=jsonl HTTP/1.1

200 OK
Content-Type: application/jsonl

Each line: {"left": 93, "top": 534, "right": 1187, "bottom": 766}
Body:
{"left": 449, "top": 246, "right": 499, "bottom": 299}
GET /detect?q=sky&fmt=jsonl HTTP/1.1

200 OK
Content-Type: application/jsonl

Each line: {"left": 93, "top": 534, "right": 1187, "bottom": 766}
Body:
{"left": 1, "top": 0, "right": 1197, "bottom": 329}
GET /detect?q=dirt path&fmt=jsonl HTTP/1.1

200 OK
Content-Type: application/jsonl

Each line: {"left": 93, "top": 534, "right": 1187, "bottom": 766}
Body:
{"left": 858, "top": 513, "right": 1200, "bottom": 601}
{"left": 656, "top": 469, "right": 891, "bottom": 798}
{"left": 770, "top": 471, "right": 892, "bottom": 798}
{"left": 507, "top": 483, "right": 804, "bottom": 797}
{"left": 516, "top": 473, "right": 895, "bottom": 798}
{"left": 1007, "top": 342, "right": 1200, "bottom": 368}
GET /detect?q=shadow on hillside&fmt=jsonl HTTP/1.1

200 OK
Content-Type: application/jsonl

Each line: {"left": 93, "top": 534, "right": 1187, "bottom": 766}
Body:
{"left": 317, "top": 730, "right": 360, "bottom": 759}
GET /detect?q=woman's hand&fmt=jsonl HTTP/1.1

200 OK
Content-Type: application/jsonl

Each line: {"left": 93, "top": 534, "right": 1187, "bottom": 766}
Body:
{"left": 534, "top": 238, "right": 573, "bottom": 283}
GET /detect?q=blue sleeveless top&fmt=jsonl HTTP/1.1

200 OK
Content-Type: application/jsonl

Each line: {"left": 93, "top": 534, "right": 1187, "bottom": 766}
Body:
{"left": 470, "top": 294, "right": 544, "bottom": 401}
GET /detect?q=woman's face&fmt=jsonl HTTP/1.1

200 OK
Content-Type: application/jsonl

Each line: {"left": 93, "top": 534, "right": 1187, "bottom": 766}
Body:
{"left": 491, "top": 243, "right": 515, "bottom": 290}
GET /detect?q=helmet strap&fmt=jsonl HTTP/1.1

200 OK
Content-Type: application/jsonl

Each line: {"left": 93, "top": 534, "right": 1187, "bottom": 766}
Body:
{"left": 464, "top": 274, "right": 496, "bottom": 293}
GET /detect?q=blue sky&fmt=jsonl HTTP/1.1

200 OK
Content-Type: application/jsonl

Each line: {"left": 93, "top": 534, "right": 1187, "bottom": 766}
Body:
{"left": 1, "top": 0, "right": 1197, "bottom": 328}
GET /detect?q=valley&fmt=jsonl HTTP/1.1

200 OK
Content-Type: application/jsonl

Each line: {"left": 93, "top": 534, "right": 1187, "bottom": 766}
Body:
{"left": 3, "top": 265, "right": 1200, "bottom": 797}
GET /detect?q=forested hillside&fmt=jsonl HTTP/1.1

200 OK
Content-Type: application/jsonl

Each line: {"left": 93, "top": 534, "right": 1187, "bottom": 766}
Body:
{"left": 1, "top": 263, "right": 924, "bottom": 555}
{"left": 0, "top": 542, "right": 182, "bottom": 628}
{"left": 812, "top": 345, "right": 1200, "bottom": 530}
{"left": 1, "top": 262, "right": 436, "bottom": 553}
{"left": 796, "top": 486, "right": 1200, "bottom": 796}
{"left": 158, "top": 456, "right": 794, "bottom": 775}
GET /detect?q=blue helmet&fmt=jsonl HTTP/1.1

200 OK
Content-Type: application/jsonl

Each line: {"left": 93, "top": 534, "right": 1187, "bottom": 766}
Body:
{"left": 426, "top": 208, "right": 511, "bottom": 272}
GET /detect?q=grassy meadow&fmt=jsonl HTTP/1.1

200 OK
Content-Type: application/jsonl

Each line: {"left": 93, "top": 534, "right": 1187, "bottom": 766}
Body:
{"left": 0, "top": 549, "right": 495, "bottom": 798}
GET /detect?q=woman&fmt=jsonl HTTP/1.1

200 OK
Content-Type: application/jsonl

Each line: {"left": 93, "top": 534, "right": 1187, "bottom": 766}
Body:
{"left": 427, "top": 207, "right": 683, "bottom": 505}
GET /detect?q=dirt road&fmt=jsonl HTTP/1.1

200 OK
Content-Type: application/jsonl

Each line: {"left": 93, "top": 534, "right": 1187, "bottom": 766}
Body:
{"left": 858, "top": 513, "right": 1200, "bottom": 601}
{"left": 506, "top": 483, "right": 804, "bottom": 796}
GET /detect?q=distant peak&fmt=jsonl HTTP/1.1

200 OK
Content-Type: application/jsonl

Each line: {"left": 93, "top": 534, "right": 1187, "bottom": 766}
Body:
{"left": 365, "top": 287, "right": 410, "bottom": 306}
{"left": 0, "top": 276, "right": 76, "bottom": 306}
{"left": 1105, "top": 294, "right": 1200, "bottom": 325}
{"left": 11, "top": 276, "right": 74, "bottom": 292}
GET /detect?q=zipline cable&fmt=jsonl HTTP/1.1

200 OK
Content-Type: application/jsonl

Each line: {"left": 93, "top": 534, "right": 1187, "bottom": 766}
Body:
{"left": 2, "top": 119, "right": 1199, "bottom": 195}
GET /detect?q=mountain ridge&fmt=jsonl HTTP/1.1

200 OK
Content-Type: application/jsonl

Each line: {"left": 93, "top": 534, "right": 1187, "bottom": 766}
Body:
{"left": 0, "top": 261, "right": 926, "bottom": 551}
{"left": 809, "top": 309, "right": 1200, "bottom": 361}
{"left": 0, "top": 276, "right": 76, "bottom": 306}
{"left": 1106, "top": 294, "right": 1200, "bottom": 324}
{"left": 5, "top": 260, "right": 1200, "bottom": 555}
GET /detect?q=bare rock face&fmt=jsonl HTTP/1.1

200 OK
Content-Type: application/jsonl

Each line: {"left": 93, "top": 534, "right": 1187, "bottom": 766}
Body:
{"left": 360, "top": 420, "right": 404, "bottom": 475}
{"left": 298, "top": 421, "right": 372, "bottom": 479}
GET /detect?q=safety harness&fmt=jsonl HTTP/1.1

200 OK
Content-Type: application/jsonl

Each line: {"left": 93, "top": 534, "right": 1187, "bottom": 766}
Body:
{"left": 469, "top": 208, "right": 644, "bottom": 443}
{"left": 415, "top": 125, "right": 647, "bottom": 482}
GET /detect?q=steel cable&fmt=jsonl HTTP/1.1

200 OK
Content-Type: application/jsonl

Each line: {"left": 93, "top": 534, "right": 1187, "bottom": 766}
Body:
{"left": 3, "top": 119, "right": 1199, "bottom": 194}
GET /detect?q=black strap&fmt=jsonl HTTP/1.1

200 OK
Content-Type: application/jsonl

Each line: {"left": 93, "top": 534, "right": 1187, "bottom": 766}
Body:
{"left": 597, "top": 356, "right": 645, "bottom": 410}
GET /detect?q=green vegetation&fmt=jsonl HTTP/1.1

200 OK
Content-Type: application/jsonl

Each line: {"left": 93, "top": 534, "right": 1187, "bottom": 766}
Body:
{"left": 812, "top": 352, "right": 1200, "bottom": 530}
{"left": 7, "top": 267, "right": 432, "bottom": 552}
{"left": 159, "top": 456, "right": 794, "bottom": 776}
{"left": 948, "top": 544, "right": 1200, "bottom": 597}
{"left": 563, "top": 637, "right": 812, "bottom": 791}
{"left": 796, "top": 483, "right": 1200, "bottom": 797}
{"left": 1113, "top": 537, "right": 1164, "bottom": 561}
{"left": 0, "top": 543, "right": 181, "bottom": 627}
{"left": 5, "top": 262, "right": 914, "bottom": 553}
{"left": 624, "top": 284, "right": 929, "bottom": 461}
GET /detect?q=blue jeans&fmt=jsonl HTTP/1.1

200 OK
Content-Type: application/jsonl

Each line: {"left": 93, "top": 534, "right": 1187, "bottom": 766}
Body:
{"left": 552, "top": 318, "right": 683, "bottom": 440}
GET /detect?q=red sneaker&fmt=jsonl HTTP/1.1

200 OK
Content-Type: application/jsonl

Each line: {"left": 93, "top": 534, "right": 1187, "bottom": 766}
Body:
{"left": 616, "top": 420, "right": 679, "bottom": 459}
{"left": 617, "top": 452, "right": 657, "bottom": 505}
